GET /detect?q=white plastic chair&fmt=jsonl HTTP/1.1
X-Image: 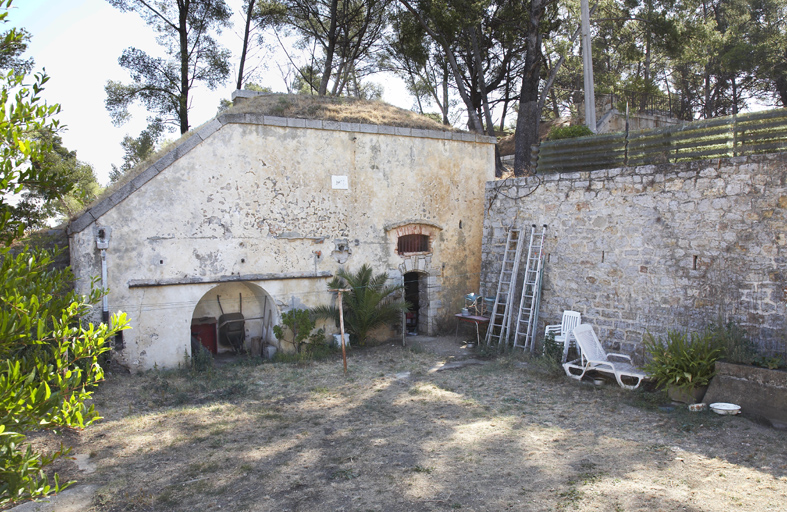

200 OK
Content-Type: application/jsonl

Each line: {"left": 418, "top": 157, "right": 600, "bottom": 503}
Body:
{"left": 544, "top": 310, "right": 581, "bottom": 362}
{"left": 563, "top": 324, "right": 647, "bottom": 390}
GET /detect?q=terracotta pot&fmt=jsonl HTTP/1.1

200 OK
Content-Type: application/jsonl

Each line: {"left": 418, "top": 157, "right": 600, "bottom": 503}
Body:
{"left": 668, "top": 384, "right": 709, "bottom": 404}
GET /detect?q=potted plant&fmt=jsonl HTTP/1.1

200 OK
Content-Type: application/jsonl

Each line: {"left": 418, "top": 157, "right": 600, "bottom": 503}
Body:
{"left": 643, "top": 329, "right": 723, "bottom": 403}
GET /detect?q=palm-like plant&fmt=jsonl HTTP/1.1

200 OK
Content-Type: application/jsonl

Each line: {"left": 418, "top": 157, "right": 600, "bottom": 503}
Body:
{"left": 312, "top": 264, "right": 410, "bottom": 345}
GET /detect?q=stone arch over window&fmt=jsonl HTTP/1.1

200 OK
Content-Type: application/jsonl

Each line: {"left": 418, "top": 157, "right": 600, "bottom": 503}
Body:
{"left": 384, "top": 220, "right": 443, "bottom": 257}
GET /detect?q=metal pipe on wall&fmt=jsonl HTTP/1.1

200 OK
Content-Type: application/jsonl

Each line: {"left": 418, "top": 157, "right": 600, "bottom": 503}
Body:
{"left": 100, "top": 248, "right": 109, "bottom": 323}
{"left": 96, "top": 227, "right": 111, "bottom": 325}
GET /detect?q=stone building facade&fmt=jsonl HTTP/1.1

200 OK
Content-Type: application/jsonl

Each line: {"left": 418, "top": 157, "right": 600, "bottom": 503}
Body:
{"left": 69, "top": 111, "right": 494, "bottom": 369}
{"left": 482, "top": 153, "right": 787, "bottom": 361}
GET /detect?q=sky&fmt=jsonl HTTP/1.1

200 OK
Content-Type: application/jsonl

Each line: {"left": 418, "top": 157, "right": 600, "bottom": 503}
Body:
{"left": 10, "top": 0, "right": 413, "bottom": 185}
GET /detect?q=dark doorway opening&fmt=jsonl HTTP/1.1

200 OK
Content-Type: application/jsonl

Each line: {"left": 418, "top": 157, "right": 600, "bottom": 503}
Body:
{"left": 404, "top": 272, "right": 423, "bottom": 335}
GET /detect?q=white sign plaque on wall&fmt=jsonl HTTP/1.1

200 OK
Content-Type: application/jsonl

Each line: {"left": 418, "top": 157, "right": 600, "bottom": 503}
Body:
{"left": 331, "top": 175, "right": 349, "bottom": 190}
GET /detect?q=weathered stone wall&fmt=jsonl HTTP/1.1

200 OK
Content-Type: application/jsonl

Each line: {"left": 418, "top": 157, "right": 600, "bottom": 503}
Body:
{"left": 482, "top": 153, "right": 787, "bottom": 361}
{"left": 70, "top": 116, "right": 494, "bottom": 368}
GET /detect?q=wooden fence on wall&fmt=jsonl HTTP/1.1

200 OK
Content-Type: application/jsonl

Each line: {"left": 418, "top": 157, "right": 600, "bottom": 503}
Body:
{"left": 531, "top": 108, "right": 787, "bottom": 173}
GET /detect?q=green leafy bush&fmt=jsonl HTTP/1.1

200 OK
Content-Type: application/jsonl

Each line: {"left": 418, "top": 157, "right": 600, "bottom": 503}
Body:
{"left": 752, "top": 355, "right": 785, "bottom": 370}
{"left": 191, "top": 345, "right": 214, "bottom": 373}
{"left": 708, "top": 320, "right": 786, "bottom": 369}
{"left": 273, "top": 308, "right": 316, "bottom": 354}
{"left": 311, "top": 264, "right": 410, "bottom": 346}
{"left": 708, "top": 321, "right": 756, "bottom": 365}
{"left": 547, "top": 124, "right": 594, "bottom": 141}
{"left": 642, "top": 329, "right": 723, "bottom": 392}
{"left": 0, "top": 248, "right": 128, "bottom": 505}
{"left": 542, "top": 331, "right": 563, "bottom": 364}
{"left": 0, "top": 5, "right": 127, "bottom": 503}
{"left": 530, "top": 331, "right": 565, "bottom": 376}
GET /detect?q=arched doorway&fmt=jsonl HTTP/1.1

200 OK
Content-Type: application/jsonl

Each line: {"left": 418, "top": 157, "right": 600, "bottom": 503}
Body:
{"left": 190, "top": 282, "right": 278, "bottom": 356}
{"left": 403, "top": 271, "right": 428, "bottom": 335}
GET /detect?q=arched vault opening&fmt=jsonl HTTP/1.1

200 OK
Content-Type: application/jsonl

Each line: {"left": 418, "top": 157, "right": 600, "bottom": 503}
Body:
{"left": 190, "top": 281, "right": 278, "bottom": 356}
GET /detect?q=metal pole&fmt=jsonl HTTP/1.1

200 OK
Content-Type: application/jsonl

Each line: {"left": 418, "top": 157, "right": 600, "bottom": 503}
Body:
{"left": 100, "top": 249, "right": 109, "bottom": 324}
{"left": 581, "top": 0, "right": 596, "bottom": 133}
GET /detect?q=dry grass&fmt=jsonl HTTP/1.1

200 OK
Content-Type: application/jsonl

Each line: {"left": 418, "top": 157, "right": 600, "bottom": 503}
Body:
{"left": 25, "top": 337, "right": 787, "bottom": 512}
{"left": 226, "top": 94, "right": 460, "bottom": 132}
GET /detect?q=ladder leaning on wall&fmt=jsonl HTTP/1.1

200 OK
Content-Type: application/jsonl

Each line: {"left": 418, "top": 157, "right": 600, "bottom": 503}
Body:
{"left": 512, "top": 224, "right": 548, "bottom": 351}
{"left": 484, "top": 226, "right": 526, "bottom": 347}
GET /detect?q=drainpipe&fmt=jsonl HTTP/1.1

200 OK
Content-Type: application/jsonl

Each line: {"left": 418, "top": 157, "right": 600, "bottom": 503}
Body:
{"left": 100, "top": 250, "right": 109, "bottom": 322}
{"left": 96, "top": 227, "right": 110, "bottom": 324}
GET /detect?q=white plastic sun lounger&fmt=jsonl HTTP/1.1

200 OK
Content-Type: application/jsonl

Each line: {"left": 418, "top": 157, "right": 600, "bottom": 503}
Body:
{"left": 562, "top": 324, "right": 647, "bottom": 390}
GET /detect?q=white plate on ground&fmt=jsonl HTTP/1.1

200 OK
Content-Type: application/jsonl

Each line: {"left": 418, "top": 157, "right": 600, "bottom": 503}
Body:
{"left": 709, "top": 402, "right": 741, "bottom": 415}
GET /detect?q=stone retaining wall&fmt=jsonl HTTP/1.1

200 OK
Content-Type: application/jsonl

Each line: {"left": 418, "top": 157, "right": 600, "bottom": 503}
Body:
{"left": 703, "top": 362, "right": 787, "bottom": 429}
{"left": 482, "top": 153, "right": 787, "bottom": 361}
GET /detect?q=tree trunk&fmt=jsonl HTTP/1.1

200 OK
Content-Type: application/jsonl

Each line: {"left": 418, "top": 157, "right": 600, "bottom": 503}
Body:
{"left": 538, "top": 3, "right": 596, "bottom": 115}
{"left": 776, "top": 75, "right": 787, "bottom": 108}
{"left": 178, "top": 0, "right": 190, "bottom": 134}
{"left": 398, "top": 0, "right": 484, "bottom": 133}
{"left": 425, "top": 58, "right": 448, "bottom": 123}
{"left": 441, "top": 61, "right": 449, "bottom": 124}
{"left": 236, "top": 0, "right": 257, "bottom": 90}
{"left": 643, "top": 0, "right": 652, "bottom": 96}
{"left": 411, "top": 70, "right": 424, "bottom": 114}
{"left": 470, "top": 27, "right": 496, "bottom": 138}
{"left": 775, "top": 54, "right": 787, "bottom": 107}
{"left": 514, "top": 0, "right": 544, "bottom": 177}
{"left": 318, "top": 0, "right": 339, "bottom": 95}
{"left": 331, "top": 57, "right": 346, "bottom": 95}
{"left": 550, "top": 88, "right": 559, "bottom": 118}
{"left": 499, "top": 74, "right": 509, "bottom": 133}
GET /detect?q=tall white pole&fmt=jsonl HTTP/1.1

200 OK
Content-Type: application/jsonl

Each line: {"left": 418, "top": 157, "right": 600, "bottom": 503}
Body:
{"left": 581, "top": 0, "right": 596, "bottom": 133}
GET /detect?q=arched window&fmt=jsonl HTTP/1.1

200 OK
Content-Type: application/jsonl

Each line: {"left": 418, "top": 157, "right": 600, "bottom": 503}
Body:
{"left": 384, "top": 220, "right": 442, "bottom": 257}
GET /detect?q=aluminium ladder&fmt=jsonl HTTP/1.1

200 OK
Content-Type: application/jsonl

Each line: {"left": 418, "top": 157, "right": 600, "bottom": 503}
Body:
{"left": 513, "top": 224, "right": 548, "bottom": 351}
{"left": 484, "top": 227, "right": 526, "bottom": 347}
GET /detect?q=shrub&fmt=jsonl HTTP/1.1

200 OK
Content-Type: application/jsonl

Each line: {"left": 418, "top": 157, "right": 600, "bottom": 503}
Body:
{"left": 542, "top": 331, "right": 563, "bottom": 365}
{"left": 0, "top": 248, "right": 128, "bottom": 505}
{"left": 528, "top": 331, "right": 564, "bottom": 376}
{"left": 273, "top": 308, "right": 315, "bottom": 354}
{"left": 708, "top": 320, "right": 756, "bottom": 365}
{"left": 191, "top": 345, "right": 214, "bottom": 373}
{"left": 547, "top": 124, "right": 594, "bottom": 140}
{"left": 707, "top": 320, "right": 786, "bottom": 370}
{"left": 0, "top": 17, "right": 128, "bottom": 503}
{"left": 752, "top": 355, "right": 785, "bottom": 370}
{"left": 642, "top": 329, "right": 723, "bottom": 392}
{"left": 311, "top": 264, "right": 410, "bottom": 345}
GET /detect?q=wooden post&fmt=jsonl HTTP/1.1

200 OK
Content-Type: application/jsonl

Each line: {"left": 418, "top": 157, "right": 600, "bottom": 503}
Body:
{"left": 401, "top": 286, "right": 406, "bottom": 347}
{"left": 330, "top": 288, "right": 351, "bottom": 375}
{"left": 402, "top": 310, "right": 406, "bottom": 347}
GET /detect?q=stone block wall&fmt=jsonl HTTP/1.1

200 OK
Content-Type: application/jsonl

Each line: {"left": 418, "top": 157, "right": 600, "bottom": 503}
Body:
{"left": 482, "top": 153, "right": 787, "bottom": 361}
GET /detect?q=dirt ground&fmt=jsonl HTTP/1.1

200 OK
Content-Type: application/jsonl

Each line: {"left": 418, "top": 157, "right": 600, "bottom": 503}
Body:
{"left": 19, "top": 335, "right": 787, "bottom": 511}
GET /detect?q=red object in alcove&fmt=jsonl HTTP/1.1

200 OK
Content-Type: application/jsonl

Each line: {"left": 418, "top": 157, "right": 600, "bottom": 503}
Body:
{"left": 191, "top": 320, "right": 217, "bottom": 354}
